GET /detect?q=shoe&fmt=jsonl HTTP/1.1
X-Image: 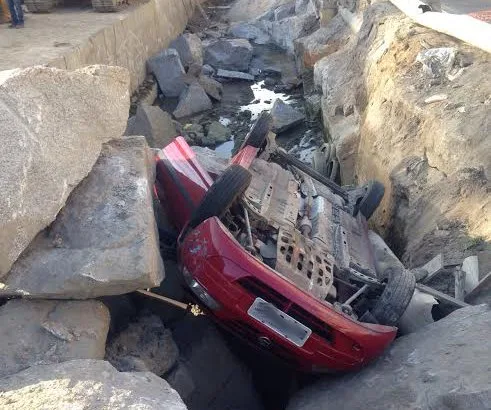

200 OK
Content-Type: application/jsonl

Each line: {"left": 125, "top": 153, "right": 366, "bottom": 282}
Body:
{"left": 16, "top": 23, "right": 25, "bottom": 28}
{"left": 8, "top": 24, "right": 17, "bottom": 28}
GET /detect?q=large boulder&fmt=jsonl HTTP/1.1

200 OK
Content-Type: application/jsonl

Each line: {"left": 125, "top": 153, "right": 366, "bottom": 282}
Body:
{"left": 0, "top": 299, "right": 109, "bottom": 378}
{"left": 170, "top": 33, "right": 204, "bottom": 69}
{"left": 204, "top": 39, "right": 254, "bottom": 72}
{"left": 148, "top": 49, "right": 186, "bottom": 97}
{"left": 0, "top": 359, "right": 187, "bottom": 409}
{"left": 173, "top": 82, "right": 213, "bottom": 119}
{"left": 270, "top": 99, "right": 305, "bottom": 133}
{"left": 0, "top": 136, "right": 164, "bottom": 299}
{"left": 125, "top": 104, "right": 177, "bottom": 148}
{"left": 288, "top": 305, "right": 491, "bottom": 410}
{"left": 168, "top": 317, "right": 263, "bottom": 410}
{"left": 0, "top": 65, "right": 130, "bottom": 277}
{"left": 106, "top": 314, "right": 179, "bottom": 375}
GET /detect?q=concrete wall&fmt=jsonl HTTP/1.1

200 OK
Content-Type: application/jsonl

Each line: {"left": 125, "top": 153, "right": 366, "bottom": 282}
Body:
{"left": 48, "top": 0, "right": 195, "bottom": 91}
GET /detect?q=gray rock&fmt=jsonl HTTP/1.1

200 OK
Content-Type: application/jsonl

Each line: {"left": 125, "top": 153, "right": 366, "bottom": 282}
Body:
{"left": 170, "top": 317, "right": 263, "bottom": 410}
{"left": 125, "top": 104, "right": 177, "bottom": 148}
{"left": 270, "top": 99, "right": 305, "bottom": 133}
{"left": 173, "top": 82, "right": 213, "bottom": 119}
{"left": 288, "top": 305, "right": 491, "bottom": 410}
{"left": 182, "top": 123, "right": 205, "bottom": 145}
{"left": 216, "top": 69, "right": 255, "bottom": 81}
{"left": 274, "top": 1, "right": 295, "bottom": 20}
{"left": 0, "top": 137, "right": 164, "bottom": 299}
{"left": 0, "top": 299, "right": 109, "bottom": 378}
{"left": 305, "top": 93, "right": 322, "bottom": 121}
{"left": 198, "top": 75, "right": 223, "bottom": 101}
{"left": 0, "top": 359, "right": 187, "bottom": 410}
{"left": 204, "top": 39, "right": 253, "bottom": 71}
{"left": 148, "top": 49, "right": 186, "bottom": 97}
{"left": 228, "top": 22, "right": 270, "bottom": 44}
{"left": 201, "top": 64, "right": 216, "bottom": 76}
{"left": 170, "top": 33, "right": 203, "bottom": 69}
{"left": 0, "top": 65, "right": 130, "bottom": 277}
{"left": 204, "top": 121, "right": 232, "bottom": 146}
{"left": 106, "top": 314, "right": 179, "bottom": 376}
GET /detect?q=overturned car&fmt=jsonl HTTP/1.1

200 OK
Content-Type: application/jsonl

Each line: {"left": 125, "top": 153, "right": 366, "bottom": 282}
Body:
{"left": 155, "top": 114, "right": 415, "bottom": 373}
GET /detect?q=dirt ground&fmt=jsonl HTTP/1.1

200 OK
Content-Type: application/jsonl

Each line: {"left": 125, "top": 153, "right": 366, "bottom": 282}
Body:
{"left": 0, "top": 6, "right": 137, "bottom": 71}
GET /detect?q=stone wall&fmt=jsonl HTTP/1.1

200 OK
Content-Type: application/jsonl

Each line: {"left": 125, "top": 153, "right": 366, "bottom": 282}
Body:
{"left": 47, "top": 0, "right": 196, "bottom": 91}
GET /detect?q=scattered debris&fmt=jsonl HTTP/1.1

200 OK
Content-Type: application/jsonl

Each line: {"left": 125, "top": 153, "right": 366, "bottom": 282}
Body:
{"left": 416, "top": 47, "right": 457, "bottom": 79}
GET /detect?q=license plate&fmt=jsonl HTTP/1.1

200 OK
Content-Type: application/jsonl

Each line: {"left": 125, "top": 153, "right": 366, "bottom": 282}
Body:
{"left": 247, "top": 298, "right": 312, "bottom": 347}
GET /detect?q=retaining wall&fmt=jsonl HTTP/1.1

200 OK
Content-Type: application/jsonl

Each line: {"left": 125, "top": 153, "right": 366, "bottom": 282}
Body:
{"left": 47, "top": 0, "right": 196, "bottom": 91}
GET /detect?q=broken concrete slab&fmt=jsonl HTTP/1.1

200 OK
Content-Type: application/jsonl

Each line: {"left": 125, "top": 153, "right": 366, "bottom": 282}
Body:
{"left": 0, "top": 65, "right": 130, "bottom": 278}
{"left": 398, "top": 288, "right": 437, "bottom": 334}
{"left": 125, "top": 104, "right": 177, "bottom": 148}
{"left": 204, "top": 39, "right": 253, "bottom": 72}
{"left": 270, "top": 98, "right": 305, "bottom": 133}
{"left": 147, "top": 49, "right": 186, "bottom": 97}
{"left": 0, "top": 136, "right": 164, "bottom": 299}
{"left": 462, "top": 255, "right": 480, "bottom": 295}
{"left": 216, "top": 69, "right": 255, "bottom": 81}
{"left": 0, "top": 359, "right": 187, "bottom": 410}
{"left": 0, "top": 299, "right": 109, "bottom": 378}
{"left": 274, "top": 1, "right": 295, "bottom": 20}
{"left": 288, "top": 305, "right": 491, "bottom": 410}
{"left": 170, "top": 33, "right": 204, "bottom": 69}
{"left": 106, "top": 314, "right": 179, "bottom": 376}
{"left": 198, "top": 74, "right": 223, "bottom": 101}
{"left": 173, "top": 82, "right": 213, "bottom": 119}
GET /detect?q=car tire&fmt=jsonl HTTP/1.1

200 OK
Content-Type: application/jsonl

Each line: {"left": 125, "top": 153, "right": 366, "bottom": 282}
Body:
{"left": 241, "top": 112, "right": 272, "bottom": 149}
{"left": 370, "top": 267, "right": 415, "bottom": 326}
{"left": 357, "top": 180, "right": 385, "bottom": 219}
{"left": 188, "top": 165, "right": 252, "bottom": 229}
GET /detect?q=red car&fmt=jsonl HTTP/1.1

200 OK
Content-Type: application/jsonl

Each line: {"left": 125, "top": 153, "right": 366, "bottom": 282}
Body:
{"left": 155, "top": 114, "right": 415, "bottom": 373}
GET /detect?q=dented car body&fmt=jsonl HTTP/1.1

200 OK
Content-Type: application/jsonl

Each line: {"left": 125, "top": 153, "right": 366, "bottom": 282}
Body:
{"left": 156, "top": 131, "right": 414, "bottom": 373}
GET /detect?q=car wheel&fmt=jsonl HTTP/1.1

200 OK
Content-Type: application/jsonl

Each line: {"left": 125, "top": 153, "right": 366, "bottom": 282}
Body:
{"left": 241, "top": 112, "right": 272, "bottom": 149}
{"left": 188, "top": 165, "right": 252, "bottom": 229}
{"left": 370, "top": 267, "right": 415, "bottom": 326}
{"left": 357, "top": 180, "right": 385, "bottom": 219}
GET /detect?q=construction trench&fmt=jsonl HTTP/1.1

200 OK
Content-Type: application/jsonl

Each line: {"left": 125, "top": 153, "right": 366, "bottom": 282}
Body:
{"left": 0, "top": 0, "right": 490, "bottom": 409}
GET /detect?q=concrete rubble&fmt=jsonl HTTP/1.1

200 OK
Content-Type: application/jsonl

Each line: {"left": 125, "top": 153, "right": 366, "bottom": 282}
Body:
{"left": 148, "top": 49, "right": 187, "bottom": 97}
{"left": 197, "top": 74, "right": 224, "bottom": 101}
{"left": 0, "top": 136, "right": 164, "bottom": 299}
{"left": 216, "top": 68, "right": 255, "bottom": 81}
{"left": 288, "top": 305, "right": 491, "bottom": 410}
{"left": 126, "top": 104, "right": 178, "bottom": 148}
{"left": 0, "top": 359, "right": 187, "bottom": 410}
{"left": 173, "top": 81, "right": 213, "bottom": 118}
{"left": 0, "top": 65, "right": 130, "bottom": 277}
{"left": 170, "top": 33, "right": 204, "bottom": 70}
{"left": 204, "top": 38, "right": 254, "bottom": 71}
{"left": 0, "top": 299, "right": 109, "bottom": 378}
{"left": 270, "top": 98, "right": 305, "bottom": 133}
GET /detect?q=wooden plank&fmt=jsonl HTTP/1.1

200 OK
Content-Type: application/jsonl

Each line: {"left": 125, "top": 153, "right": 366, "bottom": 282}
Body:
{"left": 415, "top": 283, "right": 469, "bottom": 308}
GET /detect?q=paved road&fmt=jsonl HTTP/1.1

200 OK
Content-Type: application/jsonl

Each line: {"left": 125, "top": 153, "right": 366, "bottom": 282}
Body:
{"left": 442, "top": 0, "right": 491, "bottom": 14}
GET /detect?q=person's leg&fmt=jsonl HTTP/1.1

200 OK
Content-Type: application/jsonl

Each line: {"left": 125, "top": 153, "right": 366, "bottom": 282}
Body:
{"left": 6, "top": 0, "right": 19, "bottom": 26}
{"left": 13, "top": 0, "right": 24, "bottom": 26}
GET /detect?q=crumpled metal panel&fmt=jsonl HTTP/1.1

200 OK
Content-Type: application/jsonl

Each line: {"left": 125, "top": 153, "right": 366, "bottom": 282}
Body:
{"left": 275, "top": 228, "right": 334, "bottom": 300}
{"left": 244, "top": 159, "right": 299, "bottom": 228}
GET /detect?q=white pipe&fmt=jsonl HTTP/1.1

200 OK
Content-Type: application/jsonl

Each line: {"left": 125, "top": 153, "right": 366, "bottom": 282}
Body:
{"left": 388, "top": 0, "right": 491, "bottom": 54}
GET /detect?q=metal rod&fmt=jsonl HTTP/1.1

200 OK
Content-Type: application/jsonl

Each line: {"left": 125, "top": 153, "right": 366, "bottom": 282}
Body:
{"left": 136, "top": 289, "right": 189, "bottom": 310}
{"left": 243, "top": 206, "right": 254, "bottom": 248}
{"left": 344, "top": 284, "right": 368, "bottom": 306}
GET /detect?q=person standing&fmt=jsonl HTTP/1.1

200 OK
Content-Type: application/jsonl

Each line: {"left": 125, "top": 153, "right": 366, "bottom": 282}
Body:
{"left": 7, "top": 0, "right": 24, "bottom": 28}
